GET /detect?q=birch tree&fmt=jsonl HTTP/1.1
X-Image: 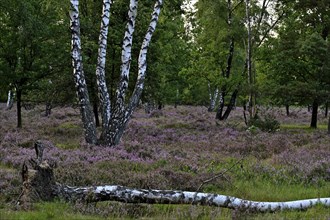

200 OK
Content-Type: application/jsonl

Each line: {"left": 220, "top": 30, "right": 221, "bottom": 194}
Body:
{"left": 70, "top": 0, "right": 163, "bottom": 146}
{"left": 191, "top": 0, "right": 245, "bottom": 117}
{"left": 244, "top": 0, "right": 285, "bottom": 120}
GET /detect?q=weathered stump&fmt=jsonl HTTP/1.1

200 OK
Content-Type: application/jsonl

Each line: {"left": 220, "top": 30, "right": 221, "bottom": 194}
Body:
{"left": 17, "top": 141, "right": 56, "bottom": 210}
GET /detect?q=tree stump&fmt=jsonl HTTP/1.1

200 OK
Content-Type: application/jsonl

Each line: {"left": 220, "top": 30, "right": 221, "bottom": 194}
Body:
{"left": 17, "top": 141, "right": 56, "bottom": 210}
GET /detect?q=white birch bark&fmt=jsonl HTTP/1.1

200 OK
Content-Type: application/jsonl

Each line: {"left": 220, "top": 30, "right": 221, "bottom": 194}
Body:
{"left": 208, "top": 82, "right": 218, "bottom": 112}
{"left": 102, "top": 0, "right": 162, "bottom": 146}
{"left": 6, "top": 88, "right": 15, "bottom": 110}
{"left": 57, "top": 184, "right": 330, "bottom": 212}
{"left": 96, "top": 0, "right": 112, "bottom": 130}
{"left": 70, "top": 0, "right": 97, "bottom": 144}
{"left": 116, "top": 0, "right": 138, "bottom": 111}
{"left": 245, "top": 0, "right": 256, "bottom": 119}
{"left": 127, "top": 0, "right": 163, "bottom": 118}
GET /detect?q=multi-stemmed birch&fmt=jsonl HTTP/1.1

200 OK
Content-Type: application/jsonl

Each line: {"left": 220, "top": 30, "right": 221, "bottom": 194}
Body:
{"left": 70, "top": 0, "right": 163, "bottom": 146}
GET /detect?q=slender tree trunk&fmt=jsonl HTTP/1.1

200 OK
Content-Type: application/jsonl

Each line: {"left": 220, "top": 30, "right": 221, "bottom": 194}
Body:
{"left": 16, "top": 88, "right": 22, "bottom": 128}
{"left": 215, "top": 1, "right": 237, "bottom": 121}
{"left": 70, "top": 0, "right": 97, "bottom": 144}
{"left": 310, "top": 99, "right": 318, "bottom": 128}
{"left": 222, "top": 89, "right": 238, "bottom": 120}
{"left": 285, "top": 104, "right": 290, "bottom": 116}
{"left": 208, "top": 82, "right": 218, "bottom": 112}
{"left": 175, "top": 89, "right": 179, "bottom": 108}
{"left": 328, "top": 116, "right": 330, "bottom": 134}
{"left": 6, "top": 88, "right": 15, "bottom": 110}
{"left": 115, "top": 0, "right": 138, "bottom": 112}
{"left": 245, "top": 0, "right": 256, "bottom": 119}
{"left": 325, "top": 102, "right": 328, "bottom": 118}
{"left": 158, "top": 101, "right": 162, "bottom": 110}
{"left": 96, "top": 0, "right": 112, "bottom": 133}
{"left": 216, "top": 92, "right": 225, "bottom": 120}
{"left": 45, "top": 102, "right": 52, "bottom": 117}
{"left": 93, "top": 102, "right": 100, "bottom": 127}
{"left": 127, "top": 0, "right": 163, "bottom": 113}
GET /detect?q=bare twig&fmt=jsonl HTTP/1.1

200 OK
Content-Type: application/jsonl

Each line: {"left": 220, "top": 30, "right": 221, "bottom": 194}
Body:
{"left": 197, "top": 157, "right": 245, "bottom": 192}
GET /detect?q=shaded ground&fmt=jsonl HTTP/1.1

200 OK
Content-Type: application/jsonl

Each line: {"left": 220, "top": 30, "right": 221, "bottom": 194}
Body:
{"left": 0, "top": 103, "right": 329, "bottom": 219}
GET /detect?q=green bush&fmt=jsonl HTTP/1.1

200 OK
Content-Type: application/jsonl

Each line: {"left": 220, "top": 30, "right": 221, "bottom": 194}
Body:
{"left": 248, "top": 114, "right": 280, "bottom": 132}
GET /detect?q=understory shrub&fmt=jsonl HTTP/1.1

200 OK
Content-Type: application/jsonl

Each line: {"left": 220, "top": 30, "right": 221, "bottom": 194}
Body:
{"left": 248, "top": 113, "right": 280, "bottom": 132}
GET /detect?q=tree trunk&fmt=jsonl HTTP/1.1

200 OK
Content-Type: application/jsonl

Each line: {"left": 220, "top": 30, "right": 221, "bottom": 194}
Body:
{"left": 16, "top": 88, "right": 22, "bottom": 128}
{"left": 208, "top": 82, "right": 218, "bottom": 112}
{"left": 93, "top": 102, "right": 100, "bottom": 127}
{"left": 18, "top": 142, "right": 330, "bottom": 212}
{"left": 310, "top": 99, "right": 318, "bottom": 128}
{"left": 95, "top": 0, "right": 112, "bottom": 131}
{"left": 70, "top": 0, "right": 97, "bottom": 144}
{"left": 45, "top": 102, "right": 52, "bottom": 117}
{"left": 216, "top": 92, "right": 225, "bottom": 120}
{"left": 222, "top": 89, "right": 238, "bottom": 120}
{"left": 215, "top": 1, "right": 236, "bottom": 120}
{"left": 57, "top": 185, "right": 330, "bottom": 212}
{"left": 127, "top": 0, "right": 163, "bottom": 115}
{"left": 71, "top": 0, "right": 162, "bottom": 146}
{"left": 285, "top": 104, "right": 290, "bottom": 116}
{"left": 328, "top": 116, "right": 330, "bottom": 134}
{"left": 6, "top": 89, "right": 14, "bottom": 110}
{"left": 245, "top": 0, "right": 256, "bottom": 119}
{"left": 325, "top": 103, "right": 328, "bottom": 118}
{"left": 115, "top": 0, "right": 138, "bottom": 113}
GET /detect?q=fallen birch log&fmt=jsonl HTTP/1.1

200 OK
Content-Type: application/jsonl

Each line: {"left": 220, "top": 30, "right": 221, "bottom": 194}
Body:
{"left": 56, "top": 184, "right": 330, "bottom": 212}
{"left": 18, "top": 141, "right": 330, "bottom": 213}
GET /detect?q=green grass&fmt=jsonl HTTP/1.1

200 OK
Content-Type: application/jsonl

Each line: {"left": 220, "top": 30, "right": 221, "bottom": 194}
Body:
{"left": 2, "top": 202, "right": 328, "bottom": 220}
{"left": 281, "top": 124, "right": 327, "bottom": 130}
{"left": 0, "top": 202, "right": 104, "bottom": 220}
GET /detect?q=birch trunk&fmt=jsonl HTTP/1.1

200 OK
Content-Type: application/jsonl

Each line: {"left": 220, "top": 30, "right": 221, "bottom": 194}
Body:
{"left": 70, "top": 0, "right": 162, "bottom": 146}
{"left": 127, "top": 0, "right": 163, "bottom": 115}
{"left": 245, "top": 0, "right": 256, "bottom": 119}
{"left": 208, "top": 82, "right": 218, "bottom": 112}
{"left": 56, "top": 184, "right": 330, "bottom": 212}
{"left": 96, "top": 0, "right": 112, "bottom": 132}
{"left": 70, "top": 0, "right": 97, "bottom": 144}
{"left": 6, "top": 89, "right": 14, "bottom": 110}
{"left": 102, "top": 0, "right": 163, "bottom": 146}
{"left": 115, "top": 0, "right": 138, "bottom": 112}
{"left": 216, "top": 92, "right": 225, "bottom": 120}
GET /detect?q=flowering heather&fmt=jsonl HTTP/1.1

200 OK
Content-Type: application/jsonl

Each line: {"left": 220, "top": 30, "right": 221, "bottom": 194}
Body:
{"left": 0, "top": 103, "right": 329, "bottom": 215}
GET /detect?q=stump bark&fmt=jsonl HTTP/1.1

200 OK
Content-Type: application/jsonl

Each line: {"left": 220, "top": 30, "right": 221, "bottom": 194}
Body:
{"left": 17, "top": 141, "right": 56, "bottom": 209}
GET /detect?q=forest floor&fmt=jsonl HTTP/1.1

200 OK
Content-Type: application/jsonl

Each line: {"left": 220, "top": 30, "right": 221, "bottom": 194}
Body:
{"left": 0, "top": 104, "right": 329, "bottom": 219}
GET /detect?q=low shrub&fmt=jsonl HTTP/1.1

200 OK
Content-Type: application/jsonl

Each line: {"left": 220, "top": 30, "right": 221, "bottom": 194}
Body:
{"left": 248, "top": 113, "right": 280, "bottom": 132}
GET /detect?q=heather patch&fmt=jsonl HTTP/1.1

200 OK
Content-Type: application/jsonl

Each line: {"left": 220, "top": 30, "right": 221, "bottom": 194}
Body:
{"left": 0, "top": 105, "right": 329, "bottom": 218}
